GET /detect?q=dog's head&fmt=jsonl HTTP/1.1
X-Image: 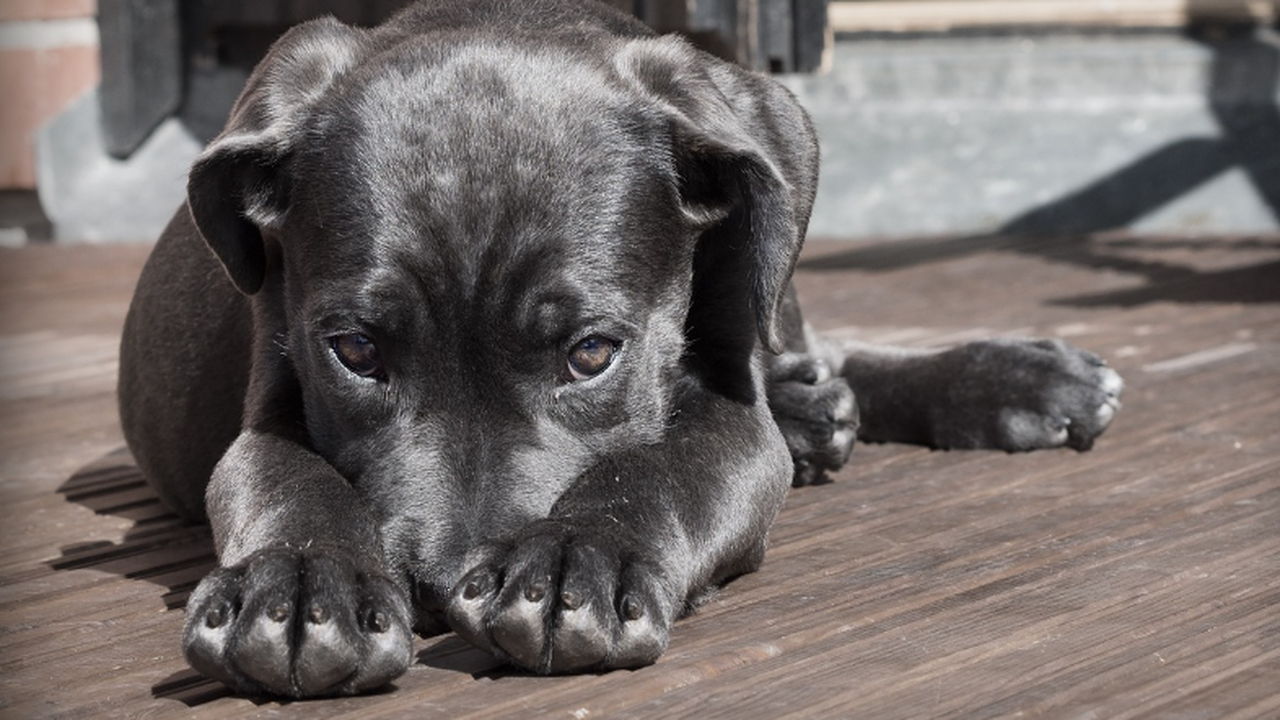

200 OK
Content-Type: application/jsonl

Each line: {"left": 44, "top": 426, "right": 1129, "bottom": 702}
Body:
{"left": 185, "top": 13, "right": 816, "bottom": 611}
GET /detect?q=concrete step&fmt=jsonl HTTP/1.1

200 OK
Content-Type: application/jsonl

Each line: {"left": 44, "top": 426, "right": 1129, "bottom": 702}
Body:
{"left": 781, "top": 28, "right": 1280, "bottom": 239}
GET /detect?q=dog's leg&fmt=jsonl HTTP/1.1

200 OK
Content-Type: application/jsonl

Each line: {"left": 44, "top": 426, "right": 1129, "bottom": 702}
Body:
{"left": 445, "top": 393, "right": 792, "bottom": 675}
{"left": 833, "top": 337, "right": 1124, "bottom": 451}
{"left": 760, "top": 287, "right": 861, "bottom": 485}
{"left": 121, "top": 211, "right": 414, "bottom": 696}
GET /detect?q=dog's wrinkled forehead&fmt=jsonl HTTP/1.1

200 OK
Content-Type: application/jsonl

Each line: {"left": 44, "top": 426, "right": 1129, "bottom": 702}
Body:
{"left": 293, "top": 40, "right": 684, "bottom": 295}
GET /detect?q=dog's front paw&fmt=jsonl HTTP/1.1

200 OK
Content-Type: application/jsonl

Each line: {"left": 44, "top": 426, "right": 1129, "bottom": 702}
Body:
{"left": 446, "top": 522, "right": 674, "bottom": 674}
{"left": 183, "top": 548, "right": 413, "bottom": 697}
{"left": 767, "top": 352, "right": 859, "bottom": 485}
{"left": 935, "top": 338, "right": 1123, "bottom": 451}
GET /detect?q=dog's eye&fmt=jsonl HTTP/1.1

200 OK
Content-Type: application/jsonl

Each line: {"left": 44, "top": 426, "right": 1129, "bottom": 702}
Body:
{"left": 566, "top": 336, "right": 618, "bottom": 381}
{"left": 330, "top": 333, "right": 383, "bottom": 379}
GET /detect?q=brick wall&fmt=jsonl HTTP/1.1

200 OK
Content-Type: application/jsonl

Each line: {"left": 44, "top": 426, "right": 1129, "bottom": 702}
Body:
{"left": 0, "top": 0, "right": 100, "bottom": 189}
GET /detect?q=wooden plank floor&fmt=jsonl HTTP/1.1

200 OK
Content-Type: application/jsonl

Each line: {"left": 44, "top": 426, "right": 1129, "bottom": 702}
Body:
{"left": 1, "top": 233, "right": 1277, "bottom": 718}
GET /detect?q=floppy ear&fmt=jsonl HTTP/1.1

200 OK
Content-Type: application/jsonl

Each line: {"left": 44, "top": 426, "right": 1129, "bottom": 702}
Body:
{"left": 186, "top": 17, "right": 369, "bottom": 295}
{"left": 614, "top": 36, "right": 819, "bottom": 354}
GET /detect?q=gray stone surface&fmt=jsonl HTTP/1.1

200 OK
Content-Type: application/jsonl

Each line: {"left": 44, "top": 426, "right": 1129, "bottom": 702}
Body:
{"left": 36, "top": 89, "right": 201, "bottom": 243}
{"left": 780, "top": 30, "right": 1280, "bottom": 239}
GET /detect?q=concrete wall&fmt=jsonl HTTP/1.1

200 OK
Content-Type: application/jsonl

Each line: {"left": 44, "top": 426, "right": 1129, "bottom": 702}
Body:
{"left": 780, "top": 30, "right": 1280, "bottom": 239}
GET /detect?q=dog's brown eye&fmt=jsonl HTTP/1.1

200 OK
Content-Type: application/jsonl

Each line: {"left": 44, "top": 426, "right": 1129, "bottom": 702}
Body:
{"left": 330, "top": 333, "right": 383, "bottom": 379}
{"left": 567, "top": 336, "right": 618, "bottom": 381}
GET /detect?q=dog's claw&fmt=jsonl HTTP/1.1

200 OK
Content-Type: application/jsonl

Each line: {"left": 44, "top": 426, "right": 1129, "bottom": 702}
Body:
{"left": 366, "top": 610, "right": 389, "bottom": 634}
{"left": 524, "top": 581, "right": 548, "bottom": 603}
{"left": 205, "top": 606, "right": 227, "bottom": 629}
{"left": 621, "top": 596, "right": 644, "bottom": 621}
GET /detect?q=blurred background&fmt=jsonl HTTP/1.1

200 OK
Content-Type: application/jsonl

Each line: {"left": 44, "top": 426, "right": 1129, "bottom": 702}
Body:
{"left": 1, "top": 0, "right": 1277, "bottom": 246}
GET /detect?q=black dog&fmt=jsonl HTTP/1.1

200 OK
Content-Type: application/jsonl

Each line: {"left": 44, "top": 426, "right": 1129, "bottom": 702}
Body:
{"left": 118, "top": 0, "right": 1122, "bottom": 698}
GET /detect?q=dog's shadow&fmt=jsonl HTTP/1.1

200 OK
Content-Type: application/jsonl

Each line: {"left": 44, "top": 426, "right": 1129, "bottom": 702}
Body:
{"left": 53, "top": 448, "right": 233, "bottom": 704}
{"left": 52, "top": 447, "right": 215, "bottom": 610}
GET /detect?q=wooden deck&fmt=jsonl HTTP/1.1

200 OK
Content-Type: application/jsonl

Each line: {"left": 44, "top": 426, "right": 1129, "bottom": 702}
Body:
{"left": 1, "top": 232, "right": 1277, "bottom": 718}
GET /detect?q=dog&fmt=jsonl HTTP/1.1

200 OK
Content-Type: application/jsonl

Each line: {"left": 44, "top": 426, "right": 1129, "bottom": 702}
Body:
{"left": 118, "top": 0, "right": 1123, "bottom": 698}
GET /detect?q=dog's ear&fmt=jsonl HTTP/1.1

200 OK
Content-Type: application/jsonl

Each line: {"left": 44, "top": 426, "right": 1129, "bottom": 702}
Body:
{"left": 186, "top": 18, "right": 369, "bottom": 295}
{"left": 615, "top": 36, "right": 819, "bottom": 354}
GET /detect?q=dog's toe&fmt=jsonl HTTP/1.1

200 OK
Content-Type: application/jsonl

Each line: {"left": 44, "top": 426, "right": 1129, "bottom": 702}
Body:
{"left": 1085, "top": 367, "right": 1124, "bottom": 437}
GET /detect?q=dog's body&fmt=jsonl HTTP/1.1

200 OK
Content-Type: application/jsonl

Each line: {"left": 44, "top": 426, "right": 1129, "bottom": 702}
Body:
{"left": 119, "top": 0, "right": 1122, "bottom": 697}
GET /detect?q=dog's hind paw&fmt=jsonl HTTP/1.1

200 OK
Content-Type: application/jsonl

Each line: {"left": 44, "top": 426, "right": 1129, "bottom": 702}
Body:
{"left": 767, "top": 353, "right": 859, "bottom": 486}
{"left": 182, "top": 548, "right": 413, "bottom": 698}
{"left": 447, "top": 522, "right": 674, "bottom": 674}
{"left": 927, "top": 338, "right": 1124, "bottom": 452}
